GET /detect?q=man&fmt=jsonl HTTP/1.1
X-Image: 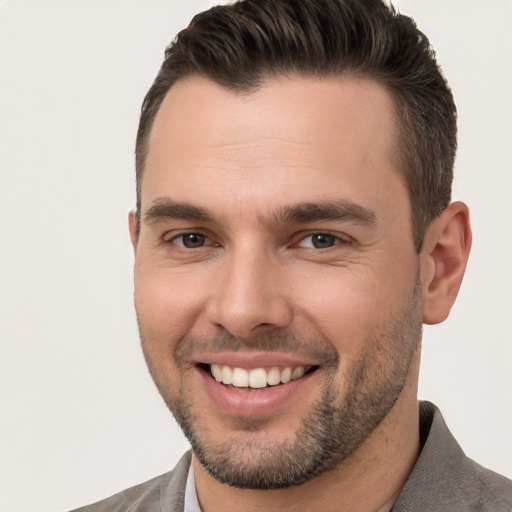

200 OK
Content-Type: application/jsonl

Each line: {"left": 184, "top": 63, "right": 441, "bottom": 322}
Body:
{"left": 73, "top": 0, "right": 512, "bottom": 510}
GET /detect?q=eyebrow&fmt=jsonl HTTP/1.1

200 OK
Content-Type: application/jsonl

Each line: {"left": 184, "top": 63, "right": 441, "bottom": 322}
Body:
{"left": 142, "top": 197, "right": 376, "bottom": 227}
{"left": 143, "top": 198, "right": 215, "bottom": 224}
{"left": 269, "top": 200, "right": 377, "bottom": 227}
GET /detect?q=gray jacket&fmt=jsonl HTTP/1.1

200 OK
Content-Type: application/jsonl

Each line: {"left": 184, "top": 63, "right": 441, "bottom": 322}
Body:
{"left": 71, "top": 402, "right": 512, "bottom": 511}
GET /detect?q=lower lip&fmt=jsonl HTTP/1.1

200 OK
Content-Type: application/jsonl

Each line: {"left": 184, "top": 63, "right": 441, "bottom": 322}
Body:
{"left": 199, "top": 367, "right": 317, "bottom": 417}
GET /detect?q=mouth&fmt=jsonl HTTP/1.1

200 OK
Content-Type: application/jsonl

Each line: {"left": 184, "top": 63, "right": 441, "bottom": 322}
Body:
{"left": 198, "top": 363, "right": 320, "bottom": 391}
{"left": 192, "top": 352, "right": 325, "bottom": 416}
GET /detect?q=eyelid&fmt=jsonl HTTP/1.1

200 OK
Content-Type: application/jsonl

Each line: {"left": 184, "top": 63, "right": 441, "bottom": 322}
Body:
{"left": 161, "top": 229, "right": 351, "bottom": 250}
{"left": 293, "top": 231, "right": 352, "bottom": 249}
{"left": 164, "top": 230, "right": 218, "bottom": 248}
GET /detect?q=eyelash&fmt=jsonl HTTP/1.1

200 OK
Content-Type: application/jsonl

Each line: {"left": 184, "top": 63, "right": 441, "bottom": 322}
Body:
{"left": 166, "top": 231, "right": 351, "bottom": 251}
{"left": 167, "top": 232, "right": 217, "bottom": 249}
{"left": 294, "top": 232, "right": 350, "bottom": 250}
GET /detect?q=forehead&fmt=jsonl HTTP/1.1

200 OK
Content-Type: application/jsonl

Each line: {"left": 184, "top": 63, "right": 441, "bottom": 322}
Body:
{"left": 142, "top": 75, "right": 406, "bottom": 221}
{"left": 148, "top": 74, "right": 398, "bottom": 155}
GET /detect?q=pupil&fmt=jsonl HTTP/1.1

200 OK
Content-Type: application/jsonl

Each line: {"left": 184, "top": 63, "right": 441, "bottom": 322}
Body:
{"left": 312, "top": 234, "right": 335, "bottom": 248}
{"left": 183, "top": 233, "right": 205, "bottom": 248}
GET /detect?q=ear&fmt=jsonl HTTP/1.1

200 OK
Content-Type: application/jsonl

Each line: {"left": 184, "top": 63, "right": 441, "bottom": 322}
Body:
{"left": 421, "top": 201, "right": 472, "bottom": 325}
{"left": 128, "top": 209, "right": 138, "bottom": 251}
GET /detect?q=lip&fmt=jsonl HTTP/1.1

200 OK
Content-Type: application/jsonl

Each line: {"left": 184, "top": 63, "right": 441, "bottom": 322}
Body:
{"left": 198, "top": 363, "right": 318, "bottom": 417}
{"left": 194, "top": 351, "right": 321, "bottom": 369}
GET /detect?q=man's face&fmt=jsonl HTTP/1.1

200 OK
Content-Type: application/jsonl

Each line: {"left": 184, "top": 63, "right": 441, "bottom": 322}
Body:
{"left": 132, "top": 76, "right": 423, "bottom": 489}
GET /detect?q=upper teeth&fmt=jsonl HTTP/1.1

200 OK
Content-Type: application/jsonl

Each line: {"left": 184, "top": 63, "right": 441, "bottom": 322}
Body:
{"left": 210, "top": 364, "right": 307, "bottom": 388}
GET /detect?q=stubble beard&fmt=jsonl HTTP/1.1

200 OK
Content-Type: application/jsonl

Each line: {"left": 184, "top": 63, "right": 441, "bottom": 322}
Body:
{"left": 140, "top": 275, "right": 423, "bottom": 490}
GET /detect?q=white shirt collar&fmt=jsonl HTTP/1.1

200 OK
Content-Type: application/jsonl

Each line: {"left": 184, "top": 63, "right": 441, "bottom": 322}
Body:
{"left": 184, "top": 460, "right": 202, "bottom": 512}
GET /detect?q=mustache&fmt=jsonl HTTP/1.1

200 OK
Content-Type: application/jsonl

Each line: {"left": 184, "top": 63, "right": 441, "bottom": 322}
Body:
{"left": 174, "top": 331, "right": 340, "bottom": 366}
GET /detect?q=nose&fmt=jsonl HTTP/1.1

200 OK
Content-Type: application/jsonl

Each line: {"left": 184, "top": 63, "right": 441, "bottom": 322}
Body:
{"left": 206, "top": 248, "right": 293, "bottom": 339}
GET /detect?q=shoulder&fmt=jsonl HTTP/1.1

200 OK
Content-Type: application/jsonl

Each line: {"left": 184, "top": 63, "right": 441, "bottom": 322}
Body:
{"left": 394, "top": 402, "right": 512, "bottom": 512}
{"left": 467, "top": 459, "right": 512, "bottom": 510}
{"left": 69, "top": 451, "right": 192, "bottom": 512}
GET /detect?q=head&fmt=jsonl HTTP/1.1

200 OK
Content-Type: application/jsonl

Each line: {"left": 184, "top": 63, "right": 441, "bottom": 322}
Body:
{"left": 135, "top": 0, "right": 457, "bottom": 253}
{"left": 130, "top": 0, "right": 471, "bottom": 492}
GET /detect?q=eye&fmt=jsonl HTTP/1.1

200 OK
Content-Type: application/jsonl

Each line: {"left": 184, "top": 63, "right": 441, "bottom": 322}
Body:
{"left": 172, "top": 232, "right": 209, "bottom": 248}
{"left": 297, "top": 233, "right": 344, "bottom": 249}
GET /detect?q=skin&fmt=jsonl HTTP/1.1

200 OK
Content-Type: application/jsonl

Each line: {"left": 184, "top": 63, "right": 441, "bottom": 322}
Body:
{"left": 129, "top": 76, "right": 471, "bottom": 512}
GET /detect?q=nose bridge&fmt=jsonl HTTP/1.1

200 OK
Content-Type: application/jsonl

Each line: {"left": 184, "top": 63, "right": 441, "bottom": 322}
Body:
{"left": 206, "top": 241, "right": 292, "bottom": 338}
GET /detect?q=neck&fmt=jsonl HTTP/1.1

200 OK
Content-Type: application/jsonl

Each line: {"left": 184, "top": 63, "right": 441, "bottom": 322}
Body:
{"left": 193, "top": 373, "right": 421, "bottom": 512}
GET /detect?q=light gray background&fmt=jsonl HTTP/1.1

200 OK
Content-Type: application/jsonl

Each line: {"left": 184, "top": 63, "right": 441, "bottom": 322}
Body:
{"left": 1, "top": 1, "right": 511, "bottom": 511}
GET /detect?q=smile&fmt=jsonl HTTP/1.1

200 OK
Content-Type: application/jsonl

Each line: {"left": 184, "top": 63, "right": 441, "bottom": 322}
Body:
{"left": 193, "top": 353, "right": 323, "bottom": 416}
{"left": 207, "top": 364, "right": 317, "bottom": 389}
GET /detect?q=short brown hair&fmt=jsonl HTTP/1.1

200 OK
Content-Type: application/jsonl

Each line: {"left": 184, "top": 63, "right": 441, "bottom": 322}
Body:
{"left": 135, "top": 0, "right": 457, "bottom": 251}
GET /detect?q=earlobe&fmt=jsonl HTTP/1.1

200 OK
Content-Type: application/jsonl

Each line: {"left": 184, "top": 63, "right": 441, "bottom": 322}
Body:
{"left": 421, "top": 202, "right": 472, "bottom": 325}
{"left": 128, "top": 209, "right": 139, "bottom": 251}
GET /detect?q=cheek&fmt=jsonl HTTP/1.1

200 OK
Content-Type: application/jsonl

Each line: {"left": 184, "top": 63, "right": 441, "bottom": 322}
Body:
{"left": 134, "top": 264, "right": 209, "bottom": 397}
{"left": 133, "top": 261, "right": 207, "bottom": 348}
{"left": 293, "top": 266, "right": 409, "bottom": 357}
